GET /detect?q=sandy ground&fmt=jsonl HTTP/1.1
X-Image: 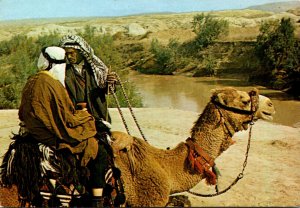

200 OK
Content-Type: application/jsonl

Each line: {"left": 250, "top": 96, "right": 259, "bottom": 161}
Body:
{"left": 0, "top": 108, "right": 300, "bottom": 207}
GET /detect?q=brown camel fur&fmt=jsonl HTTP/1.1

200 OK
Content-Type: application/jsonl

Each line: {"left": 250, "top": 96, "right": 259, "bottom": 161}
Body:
{"left": 110, "top": 87, "right": 275, "bottom": 207}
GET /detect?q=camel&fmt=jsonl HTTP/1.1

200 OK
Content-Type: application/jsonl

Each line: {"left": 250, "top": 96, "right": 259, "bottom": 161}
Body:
{"left": 0, "top": 87, "right": 275, "bottom": 207}
{"left": 110, "top": 87, "right": 275, "bottom": 206}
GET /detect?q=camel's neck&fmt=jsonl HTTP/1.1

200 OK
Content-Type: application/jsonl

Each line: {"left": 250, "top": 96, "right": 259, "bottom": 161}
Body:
{"left": 155, "top": 103, "right": 235, "bottom": 193}
{"left": 190, "top": 102, "right": 232, "bottom": 160}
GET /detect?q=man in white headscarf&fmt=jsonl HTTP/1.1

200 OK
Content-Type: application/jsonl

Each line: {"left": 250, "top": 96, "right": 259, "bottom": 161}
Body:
{"left": 18, "top": 46, "right": 108, "bottom": 207}
{"left": 19, "top": 46, "right": 98, "bottom": 152}
{"left": 36, "top": 46, "right": 67, "bottom": 86}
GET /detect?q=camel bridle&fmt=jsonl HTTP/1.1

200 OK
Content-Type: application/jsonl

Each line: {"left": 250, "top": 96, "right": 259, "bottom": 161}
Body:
{"left": 212, "top": 91, "right": 259, "bottom": 116}
{"left": 187, "top": 91, "right": 258, "bottom": 197}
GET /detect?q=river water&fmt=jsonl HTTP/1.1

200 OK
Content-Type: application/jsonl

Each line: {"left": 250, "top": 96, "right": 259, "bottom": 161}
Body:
{"left": 127, "top": 71, "right": 300, "bottom": 128}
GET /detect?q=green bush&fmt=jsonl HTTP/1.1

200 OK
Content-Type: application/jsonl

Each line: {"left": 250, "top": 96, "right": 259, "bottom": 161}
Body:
{"left": 0, "top": 40, "right": 10, "bottom": 56}
{"left": 150, "top": 39, "right": 173, "bottom": 67}
{"left": 36, "top": 32, "right": 61, "bottom": 47}
{"left": 0, "top": 85, "right": 18, "bottom": 108}
{"left": 192, "top": 13, "right": 229, "bottom": 50}
{"left": 79, "top": 25, "right": 123, "bottom": 69}
{"left": 254, "top": 18, "right": 300, "bottom": 94}
{"left": 203, "top": 54, "right": 217, "bottom": 76}
{"left": 138, "top": 38, "right": 177, "bottom": 74}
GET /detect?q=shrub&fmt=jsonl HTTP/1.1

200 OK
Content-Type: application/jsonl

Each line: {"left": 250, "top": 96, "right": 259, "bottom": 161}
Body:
{"left": 136, "top": 38, "right": 200, "bottom": 75}
{"left": 203, "top": 54, "right": 217, "bottom": 76}
{"left": 192, "top": 13, "right": 229, "bottom": 50}
{"left": 254, "top": 18, "right": 300, "bottom": 94}
{"left": 144, "top": 38, "right": 176, "bottom": 74}
{"left": 0, "top": 40, "right": 10, "bottom": 56}
{"left": 36, "top": 32, "right": 61, "bottom": 47}
{"left": 150, "top": 39, "right": 172, "bottom": 65}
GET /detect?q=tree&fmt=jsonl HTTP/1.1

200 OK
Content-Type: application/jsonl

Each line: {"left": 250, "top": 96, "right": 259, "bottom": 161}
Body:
{"left": 148, "top": 38, "right": 176, "bottom": 74}
{"left": 255, "top": 18, "right": 299, "bottom": 94}
{"left": 192, "top": 13, "right": 229, "bottom": 50}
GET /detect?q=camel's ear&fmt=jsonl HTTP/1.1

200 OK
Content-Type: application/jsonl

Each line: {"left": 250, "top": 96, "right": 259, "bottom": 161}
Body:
{"left": 211, "top": 89, "right": 228, "bottom": 105}
{"left": 248, "top": 88, "right": 258, "bottom": 96}
{"left": 214, "top": 92, "right": 228, "bottom": 106}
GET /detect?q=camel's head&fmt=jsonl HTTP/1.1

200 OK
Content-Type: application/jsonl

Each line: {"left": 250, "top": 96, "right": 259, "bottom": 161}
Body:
{"left": 209, "top": 87, "right": 275, "bottom": 154}
{"left": 211, "top": 87, "right": 275, "bottom": 129}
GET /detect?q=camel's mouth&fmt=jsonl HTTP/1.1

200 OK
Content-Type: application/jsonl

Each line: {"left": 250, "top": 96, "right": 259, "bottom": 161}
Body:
{"left": 254, "top": 109, "right": 275, "bottom": 121}
{"left": 261, "top": 111, "right": 274, "bottom": 121}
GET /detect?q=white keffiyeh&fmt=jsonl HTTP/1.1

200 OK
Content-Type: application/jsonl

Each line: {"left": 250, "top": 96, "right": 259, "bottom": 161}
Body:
{"left": 59, "top": 35, "right": 109, "bottom": 88}
{"left": 37, "top": 46, "right": 66, "bottom": 87}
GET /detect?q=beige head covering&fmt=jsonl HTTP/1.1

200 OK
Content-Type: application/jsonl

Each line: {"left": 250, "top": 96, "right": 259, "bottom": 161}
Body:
{"left": 37, "top": 46, "right": 66, "bottom": 87}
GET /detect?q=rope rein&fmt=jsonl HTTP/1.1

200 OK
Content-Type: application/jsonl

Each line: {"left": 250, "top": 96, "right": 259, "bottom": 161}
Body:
{"left": 108, "top": 73, "right": 148, "bottom": 142}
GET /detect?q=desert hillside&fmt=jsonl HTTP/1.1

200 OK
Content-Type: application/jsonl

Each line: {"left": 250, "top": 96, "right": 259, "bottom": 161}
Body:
{"left": 1, "top": 4, "right": 299, "bottom": 87}
{"left": 0, "top": 6, "right": 299, "bottom": 44}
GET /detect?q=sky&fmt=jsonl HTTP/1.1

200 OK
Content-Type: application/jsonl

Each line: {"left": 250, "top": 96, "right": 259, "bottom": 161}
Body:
{"left": 0, "top": 0, "right": 296, "bottom": 21}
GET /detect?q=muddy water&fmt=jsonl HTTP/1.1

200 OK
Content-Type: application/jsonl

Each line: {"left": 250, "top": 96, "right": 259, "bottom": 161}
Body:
{"left": 127, "top": 71, "right": 300, "bottom": 128}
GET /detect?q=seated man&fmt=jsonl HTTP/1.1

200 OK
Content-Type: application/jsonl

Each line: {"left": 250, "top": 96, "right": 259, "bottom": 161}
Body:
{"left": 18, "top": 46, "right": 110, "bottom": 207}
{"left": 59, "top": 35, "right": 118, "bottom": 135}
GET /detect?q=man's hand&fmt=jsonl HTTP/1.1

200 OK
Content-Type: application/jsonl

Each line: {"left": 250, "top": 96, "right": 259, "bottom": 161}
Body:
{"left": 106, "top": 71, "right": 119, "bottom": 85}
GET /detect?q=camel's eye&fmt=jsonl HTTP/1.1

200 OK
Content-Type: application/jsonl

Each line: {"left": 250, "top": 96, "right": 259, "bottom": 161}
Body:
{"left": 242, "top": 100, "right": 250, "bottom": 105}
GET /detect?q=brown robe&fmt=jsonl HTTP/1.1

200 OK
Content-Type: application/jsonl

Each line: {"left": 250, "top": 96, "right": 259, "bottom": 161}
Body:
{"left": 19, "top": 71, "right": 98, "bottom": 166}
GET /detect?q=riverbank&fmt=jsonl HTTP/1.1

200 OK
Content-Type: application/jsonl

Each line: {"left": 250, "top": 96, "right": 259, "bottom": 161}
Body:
{"left": 1, "top": 108, "right": 299, "bottom": 206}
{"left": 127, "top": 72, "right": 300, "bottom": 128}
{"left": 1, "top": 6, "right": 300, "bottom": 109}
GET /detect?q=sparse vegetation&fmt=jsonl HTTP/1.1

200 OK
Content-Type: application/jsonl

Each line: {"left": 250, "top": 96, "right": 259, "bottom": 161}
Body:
{"left": 1, "top": 10, "right": 299, "bottom": 107}
{"left": 131, "top": 13, "right": 299, "bottom": 97}
{"left": 135, "top": 13, "right": 230, "bottom": 76}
